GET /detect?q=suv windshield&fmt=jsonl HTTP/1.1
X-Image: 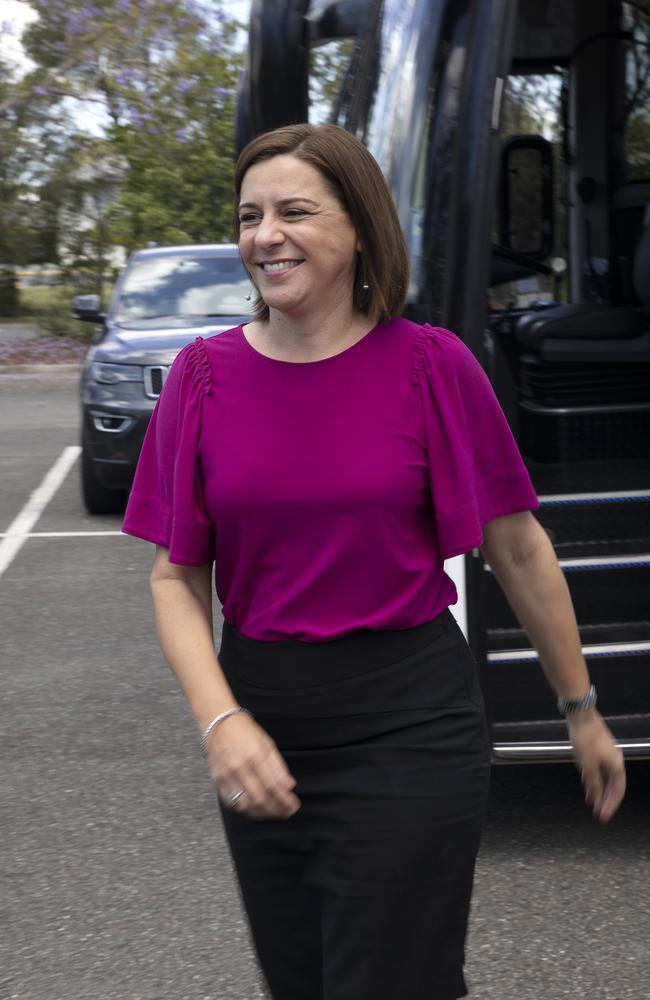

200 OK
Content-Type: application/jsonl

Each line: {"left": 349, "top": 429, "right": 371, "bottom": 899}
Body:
{"left": 114, "top": 254, "right": 252, "bottom": 323}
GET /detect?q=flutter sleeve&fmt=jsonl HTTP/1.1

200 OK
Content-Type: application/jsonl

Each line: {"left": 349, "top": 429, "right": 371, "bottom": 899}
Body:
{"left": 122, "top": 336, "right": 214, "bottom": 565}
{"left": 412, "top": 324, "right": 539, "bottom": 560}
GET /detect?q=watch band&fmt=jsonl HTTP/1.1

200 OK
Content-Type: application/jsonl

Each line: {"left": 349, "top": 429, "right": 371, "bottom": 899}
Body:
{"left": 557, "top": 683, "right": 597, "bottom": 717}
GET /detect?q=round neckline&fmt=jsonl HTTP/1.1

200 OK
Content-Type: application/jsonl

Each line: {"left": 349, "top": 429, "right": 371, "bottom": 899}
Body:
{"left": 238, "top": 321, "right": 385, "bottom": 367}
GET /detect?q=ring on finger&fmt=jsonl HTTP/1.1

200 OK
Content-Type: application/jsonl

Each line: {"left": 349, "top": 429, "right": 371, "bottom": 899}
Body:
{"left": 226, "top": 788, "right": 247, "bottom": 808}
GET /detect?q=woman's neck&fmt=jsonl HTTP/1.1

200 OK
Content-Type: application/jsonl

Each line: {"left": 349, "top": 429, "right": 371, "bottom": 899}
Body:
{"left": 248, "top": 305, "right": 379, "bottom": 363}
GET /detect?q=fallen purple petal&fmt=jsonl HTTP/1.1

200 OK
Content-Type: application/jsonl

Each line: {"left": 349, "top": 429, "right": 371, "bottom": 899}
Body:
{"left": 0, "top": 336, "right": 90, "bottom": 365}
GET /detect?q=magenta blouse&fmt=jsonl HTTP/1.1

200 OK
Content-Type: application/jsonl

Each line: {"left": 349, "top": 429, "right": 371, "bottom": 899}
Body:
{"left": 122, "top": 318, "right": 539, "bottom": 641}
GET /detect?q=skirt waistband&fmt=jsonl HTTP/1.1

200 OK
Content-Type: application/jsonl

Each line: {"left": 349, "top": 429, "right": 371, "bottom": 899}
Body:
{"left": 219, "top": 608, "right": 456, "bottom": 690}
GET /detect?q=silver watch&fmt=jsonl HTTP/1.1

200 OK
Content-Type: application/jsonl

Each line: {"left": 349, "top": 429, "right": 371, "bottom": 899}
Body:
{"left": 557, "top": 684, "right": 597, "bottom": 717}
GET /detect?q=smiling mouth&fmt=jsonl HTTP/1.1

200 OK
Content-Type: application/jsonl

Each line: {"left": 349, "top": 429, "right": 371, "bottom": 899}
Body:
{"left": 260, "top": 260, "right": 303, "bottom": 273}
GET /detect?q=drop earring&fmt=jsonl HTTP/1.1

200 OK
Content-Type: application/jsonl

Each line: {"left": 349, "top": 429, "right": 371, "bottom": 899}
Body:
{"left": 360, "top": 255, "right": 369, "bottom": 291}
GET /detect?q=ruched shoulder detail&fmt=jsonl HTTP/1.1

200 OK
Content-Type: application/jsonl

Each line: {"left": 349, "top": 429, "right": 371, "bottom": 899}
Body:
{"left": 411, "top": 323, "right": 462, "bottom": 385}
{"left": 411, "top": 323, "right": 430, "bottom": 385}
{"left": 121, "top": 337, "right": 215, "bottom": 565}
{"left": 185, "top": 335, "right": 212, "bottom": 396}
{"left": 412, "top": 322, "right": 538, "bottom": 559}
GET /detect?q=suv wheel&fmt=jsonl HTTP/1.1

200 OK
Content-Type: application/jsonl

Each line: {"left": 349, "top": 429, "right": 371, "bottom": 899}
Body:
{"left": 81, "top": 438, "right": 126, "bottom": 515}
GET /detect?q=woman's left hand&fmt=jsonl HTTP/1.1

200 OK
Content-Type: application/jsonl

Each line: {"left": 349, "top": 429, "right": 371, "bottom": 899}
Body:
{"left": 567, "top": 710, "right": 626, "bottom": 823}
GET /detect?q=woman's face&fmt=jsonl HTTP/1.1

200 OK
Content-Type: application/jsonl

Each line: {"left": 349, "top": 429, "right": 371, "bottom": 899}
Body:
{"left": 238, "top": 154, "right": 360, "bottom": 319}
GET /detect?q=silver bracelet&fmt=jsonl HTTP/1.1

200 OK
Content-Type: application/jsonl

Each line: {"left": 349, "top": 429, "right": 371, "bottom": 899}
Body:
{"left": 557, "top": 684, "right": 597, "bottom": 717}
{"left": 200, "top": 707, "right": 252, "bottom": 755}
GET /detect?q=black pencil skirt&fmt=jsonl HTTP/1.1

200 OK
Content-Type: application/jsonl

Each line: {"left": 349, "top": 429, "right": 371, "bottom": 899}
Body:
{"left": 217, "top": 607, "right": 491, "bottom": 1000}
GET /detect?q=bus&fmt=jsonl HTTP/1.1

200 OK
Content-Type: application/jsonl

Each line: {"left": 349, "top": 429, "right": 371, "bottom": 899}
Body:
{"left": 237, "top": 0, "right": 650, "bottom": 761}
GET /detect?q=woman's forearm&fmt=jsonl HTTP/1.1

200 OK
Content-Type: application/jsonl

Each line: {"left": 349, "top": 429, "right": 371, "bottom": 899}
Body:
{"left": 150, "top": 574, "right": 239, "bottom": 732}
{"left": 487, "top": 533, "right": 592, "bottom": 702}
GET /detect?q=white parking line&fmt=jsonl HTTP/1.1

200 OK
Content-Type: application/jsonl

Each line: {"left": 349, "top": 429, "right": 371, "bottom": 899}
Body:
{"left": 0, "top": 531, "right": 124, "bottom": 538}
{"left": 0, "top": 446, "right": 82, "bottom": 578}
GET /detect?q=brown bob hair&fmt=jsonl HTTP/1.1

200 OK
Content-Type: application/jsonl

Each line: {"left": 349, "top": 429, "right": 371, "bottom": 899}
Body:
{"left": 234, "top": 123, "right": 410, "bottom": 324}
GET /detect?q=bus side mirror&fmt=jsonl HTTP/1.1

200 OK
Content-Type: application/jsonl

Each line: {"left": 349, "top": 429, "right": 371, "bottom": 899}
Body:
{"left": 499, "top": 135, "right": 554, "bottom": 260}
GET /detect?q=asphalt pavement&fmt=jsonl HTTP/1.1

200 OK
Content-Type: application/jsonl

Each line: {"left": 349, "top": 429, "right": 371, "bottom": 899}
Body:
{"left": 1, "top": 370, "right": 648, "bottom": 1000}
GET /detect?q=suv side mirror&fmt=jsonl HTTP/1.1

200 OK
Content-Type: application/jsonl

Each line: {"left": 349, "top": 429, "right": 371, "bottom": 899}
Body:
{"left": 72, "top": 294, "right": 104, "bottom": 322}
{"left": 499, "top": 135, "right": 554, "bottom": 260}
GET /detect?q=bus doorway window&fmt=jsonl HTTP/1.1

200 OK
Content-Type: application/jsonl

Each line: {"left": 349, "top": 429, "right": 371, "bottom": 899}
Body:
{"left": 309, "top": 39, "right": 356, "bottom": 126}
{"left": 622, "top": 2, "right": 650, "bottom": 183}
{"left": 490, "top": 71, "right": 569, "bottom": 310}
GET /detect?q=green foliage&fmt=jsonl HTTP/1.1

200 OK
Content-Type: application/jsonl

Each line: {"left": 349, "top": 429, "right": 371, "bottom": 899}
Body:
{"left": 2, "top": 0, "right": 243, "bottom": 268}
{"left": 501, "top": 74, "right": 563, "bottom": 139}
{"left": 106, "top": 40, "right": 241, "bottom": 250}
{"left": 18, "top": 284, "right": 109, "bottom": 339}
{"left": 0, "top": 269, "right": 20, "bottom": 317}
{"left": 0, "top": 53, "right": 74, "bottom": 265}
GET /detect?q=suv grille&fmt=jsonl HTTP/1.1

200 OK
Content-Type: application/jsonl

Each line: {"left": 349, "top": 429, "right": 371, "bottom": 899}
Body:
{"left": 144, "top": 365, "right": 170, "bottom": 398}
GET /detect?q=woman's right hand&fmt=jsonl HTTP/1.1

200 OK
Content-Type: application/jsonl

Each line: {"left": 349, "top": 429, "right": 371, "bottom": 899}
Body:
{"left": 204, "top": 712, "right": 301, "bottom": 820}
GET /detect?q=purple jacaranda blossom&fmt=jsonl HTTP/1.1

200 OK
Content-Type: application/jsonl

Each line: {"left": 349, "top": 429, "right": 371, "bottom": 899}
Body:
{"left": 214, "top": 86, "right": 231, "bottom": 101}
{"left": 185, "top": 0, "right": 206, "bottom": 18}
{"left": 177, "top": 78, "right": 193, "bottom": 95}
{"left": 33, "top": 85, "right": 48, "bottom": 96}
{"left": 117, "top": 0, "right": 130, "bottom": 11}
{"left": 0, "top": 20, "right": 16, "bottom": 35}
{"left": 114, "top": 70, "right": 138, "bottom": 86}
{"left": 175, "top": 128, "right": 190, "bottom": 143}
{"left": 63, "top": 11, "right": 87, "bottom": 35}
{"left": 0, "top": 336, "right": 90, "bottom": 365}
{"left": 115, "top": 68, "right": 144, "bottom": 86}
{"left": 129, "top": 109, "right": 144, "bottom": 127}
{"left": 215, "top": 8, "right": 227, "bottom": 23}
{"left": 209, "top": 37, "right": 223, "bottom": 53}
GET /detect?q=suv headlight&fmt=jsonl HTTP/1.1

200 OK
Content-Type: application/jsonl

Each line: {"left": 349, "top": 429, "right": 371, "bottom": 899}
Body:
{"left": 90, "top": 362, "right": 142, "bottom": 384}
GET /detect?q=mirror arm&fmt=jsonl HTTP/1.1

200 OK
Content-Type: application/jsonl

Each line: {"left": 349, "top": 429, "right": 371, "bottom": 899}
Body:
{"left": 492, "top": 243, "right": 554, "bottom": 277}
{"left": 74, "top": 311, "right": 106, "bottom": 323}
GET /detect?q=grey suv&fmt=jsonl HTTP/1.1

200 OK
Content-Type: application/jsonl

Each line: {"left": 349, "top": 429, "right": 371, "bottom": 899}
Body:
{"left": 75, "top": 244, "right": 252, "bottom": 514}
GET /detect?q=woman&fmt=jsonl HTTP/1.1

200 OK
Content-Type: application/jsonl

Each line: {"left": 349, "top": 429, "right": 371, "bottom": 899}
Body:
{"left": 122, "top": 123, "right": 626, "bottom": 1000}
